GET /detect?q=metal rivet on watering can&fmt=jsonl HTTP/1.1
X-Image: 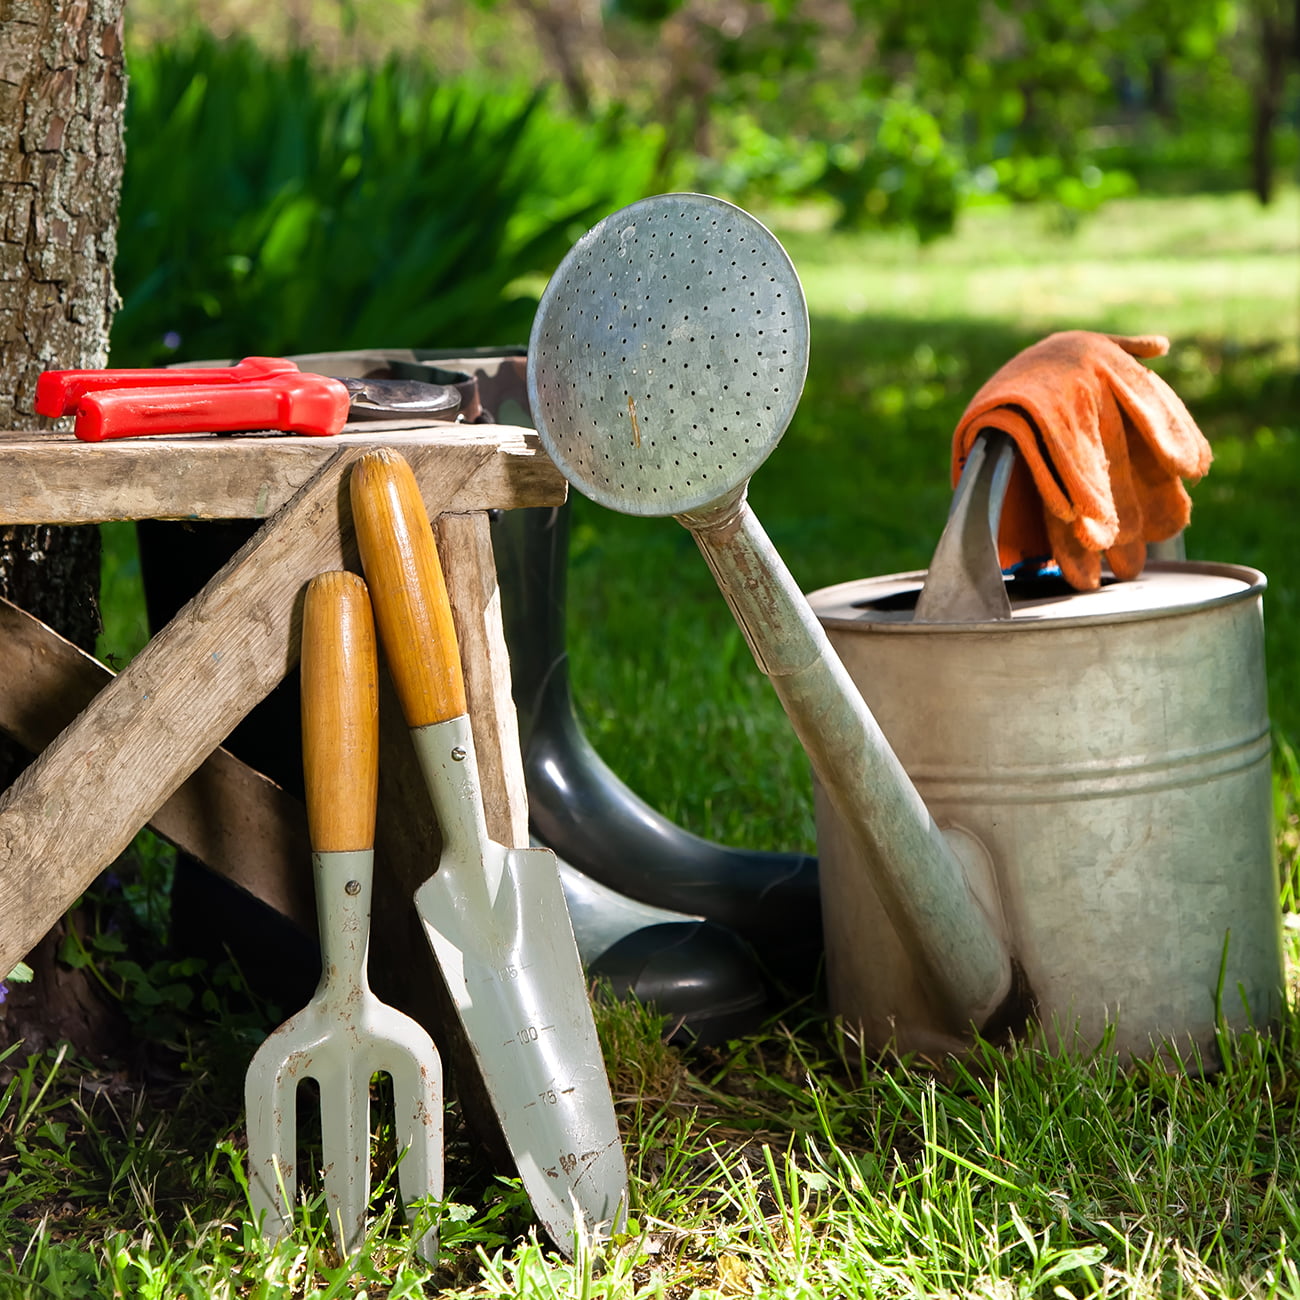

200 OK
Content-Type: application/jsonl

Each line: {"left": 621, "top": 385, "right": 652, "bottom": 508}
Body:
{"left": 451, "top": 746, "right": 467, "bottom": 762}
{"left": 344, "top": 880, "right": 361, "bottom": 896}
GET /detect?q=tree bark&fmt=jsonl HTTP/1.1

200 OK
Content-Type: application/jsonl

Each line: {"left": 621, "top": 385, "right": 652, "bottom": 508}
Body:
{"left": 1248, "top": 0, "right": 1292, "bottom": 205}
{"left": 0, "top": 0, "right": 127, "bottom": 1060}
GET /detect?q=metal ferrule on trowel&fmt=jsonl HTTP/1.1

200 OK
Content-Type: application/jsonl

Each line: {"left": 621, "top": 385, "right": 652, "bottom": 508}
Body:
{"left": 408, "top": 716, "right": 509, "bottom": 935}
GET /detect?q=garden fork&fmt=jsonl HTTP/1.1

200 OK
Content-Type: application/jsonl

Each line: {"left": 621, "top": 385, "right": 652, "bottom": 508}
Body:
{"left": 244, "top": 570, "right": 444, "bottom": 1260}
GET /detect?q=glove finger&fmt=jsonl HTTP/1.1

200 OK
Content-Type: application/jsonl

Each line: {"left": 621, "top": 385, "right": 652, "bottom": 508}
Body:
{"left": 1127, "top": 422, "right": 1195, "bottom": 541}
{"left": 1105, "top": 333, "right": 1170, "bottom": 359}
{"left": 1045, "top": 510, "right": 1102, "bottom": 591}
{"left": 1104, "top": 353, "right": 1212, "bottom": 479}
{"left": 1106, "top": 538, "right": 1148, "bottom": 581}
{"left": 1103, "top": 408, "right": 1146, "bottom": 550}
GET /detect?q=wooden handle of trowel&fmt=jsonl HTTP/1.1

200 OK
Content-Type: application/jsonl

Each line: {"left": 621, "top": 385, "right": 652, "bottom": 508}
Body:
{"left": 350, "top": 448, "right": 467, "bottom": 728}
{"left": 300, "top": 571, "right": 380, "bottom": 853}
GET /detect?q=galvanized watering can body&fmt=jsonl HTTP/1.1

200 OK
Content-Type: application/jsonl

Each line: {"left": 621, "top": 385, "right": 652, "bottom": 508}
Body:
{"left": 809, "top": 561, "right": 1285, "bottom": 1066}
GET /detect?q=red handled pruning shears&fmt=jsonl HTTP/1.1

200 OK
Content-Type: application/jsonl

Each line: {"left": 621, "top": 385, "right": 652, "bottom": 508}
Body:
{"left": 36, "top": 357, "right": 462, "bottom": 442}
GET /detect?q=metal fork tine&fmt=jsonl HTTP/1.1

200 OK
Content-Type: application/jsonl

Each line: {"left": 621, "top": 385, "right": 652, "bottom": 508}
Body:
{"left": 245, "top": 1051, "right": 301, "bottom": 1239}
{"left": 384, "top": 1049, "right": 445, "bottom": 1262}
{"left": 319, "top": 1060, "right": 372, "bottom": 1255}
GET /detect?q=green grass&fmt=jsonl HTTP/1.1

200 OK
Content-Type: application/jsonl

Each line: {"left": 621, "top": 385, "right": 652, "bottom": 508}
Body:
{"left": 778, "top": 190, "right": 1300, "bottom": 341}
{"left": 44, "top": 186, "right": 1300, "bottom": 1295}
{"left": 5, "top": 989, "right": 1300, "bottom": 1296}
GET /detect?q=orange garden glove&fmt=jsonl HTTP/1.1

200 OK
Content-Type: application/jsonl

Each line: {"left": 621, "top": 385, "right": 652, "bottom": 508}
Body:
{"left": 951, "top": 331, "right": 1213, "bottom": 590}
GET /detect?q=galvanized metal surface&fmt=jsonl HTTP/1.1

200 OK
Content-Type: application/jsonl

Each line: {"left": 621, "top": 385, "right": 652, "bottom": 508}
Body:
{"left": 244, "top": 847, "right": 444, "bottom": 1258}
{"left": 527, "top": 193, "right": 808, "bottom": 518}
{"left": 528, "top": 193, "right": 1015, "bottom": 1033}
{"left": 340, "top": 376, "right": 461, "bottom": 419}
{"left": 410, "top": 716, "right": 628, "bottom": 1244}
{"left": 809, "top": 561, "right": 1285, "bottom": 1064}
{"left": 914, "top": 429, "right": 1016, "bottom": 624}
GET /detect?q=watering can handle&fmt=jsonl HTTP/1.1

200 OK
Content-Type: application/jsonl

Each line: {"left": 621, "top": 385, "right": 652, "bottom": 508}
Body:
{"left": 915, "top": 428, "right": 1190, "bottom": 622}
{"left": 914, "top": 429, "right": 1019, "bottom": 624}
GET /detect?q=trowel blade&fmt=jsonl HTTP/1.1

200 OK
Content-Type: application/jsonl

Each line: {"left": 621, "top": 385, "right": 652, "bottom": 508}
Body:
{"left": 414, "top": 840, "right": 628, "bottom": 1248}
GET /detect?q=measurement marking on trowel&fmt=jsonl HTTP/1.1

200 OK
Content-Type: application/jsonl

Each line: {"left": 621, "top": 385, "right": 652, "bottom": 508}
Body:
{"left": 503, "top": 1022, "right": 557, "bottom": 1048}
{"left": 548, "top": 1148, "right": 604, "bottom": 1179}
{"left": 488, "top": 959, "right": 536, "bottom": 984}
{"left": 519, "top": 1077, "right": 578, "bottom": 1110}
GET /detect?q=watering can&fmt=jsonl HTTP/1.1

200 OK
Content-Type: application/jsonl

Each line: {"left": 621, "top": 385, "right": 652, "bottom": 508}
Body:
{"left": 808, "top": 431, "right": 1285, "bottom": 1065}
{"left": 525, "top": 193, "right": 1285, "bottom": 1067}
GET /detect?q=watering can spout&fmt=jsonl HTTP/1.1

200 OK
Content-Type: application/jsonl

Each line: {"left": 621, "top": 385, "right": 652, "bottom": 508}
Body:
{"left": 681, "top": 492, "right": 1018, "bottom": 1035}
{"left": 525, "top": 192, "right": 1017, "bottom": 1040}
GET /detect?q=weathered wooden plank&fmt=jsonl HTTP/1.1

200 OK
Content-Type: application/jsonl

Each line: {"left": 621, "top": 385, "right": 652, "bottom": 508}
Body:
{"left": 0, "top": 597, "right": 314, "bottom": 930}
{"left": 0, "top": 423, "right": 564, "bottom": 524}
{"left": 434, "top": 511, "right": 530, "bottom": 847}
{"left": 0, "top": 442, "right": 537, "bottom": 974}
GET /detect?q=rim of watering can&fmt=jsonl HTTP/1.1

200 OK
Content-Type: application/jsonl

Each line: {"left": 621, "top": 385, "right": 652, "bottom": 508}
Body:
{"left": 809, "top": 560, "right": 1267, "bottom": 634}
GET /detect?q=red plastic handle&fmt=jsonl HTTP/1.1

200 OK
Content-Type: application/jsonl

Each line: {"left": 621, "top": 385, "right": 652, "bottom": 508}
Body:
{"left": 73, "top": 372, "right": 351, "bottom": 441}
{"left": 35, "top": 356, "right": 300, "bottom": 417}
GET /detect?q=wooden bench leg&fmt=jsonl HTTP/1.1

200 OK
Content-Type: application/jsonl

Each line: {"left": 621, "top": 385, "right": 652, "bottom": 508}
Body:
{"left": 0, "top": 511, "right": 531, "bottom": 949}
{"left": 0, "top": 596, "right": 314, "bottom": 930}
{"left": 0, "top": 449, "right": 360, "bottom": 976}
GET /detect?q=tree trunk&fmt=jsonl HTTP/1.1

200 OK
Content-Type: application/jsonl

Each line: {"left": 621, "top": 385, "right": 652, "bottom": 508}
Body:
{"left": 513, "top": 0, "right": 611, "bottom": 116}
{"left": 1249, "top": 0, "right": 1291, "bottom": 205}
{"left": 0, "top": 0, "right": 127, "bottom": 1060}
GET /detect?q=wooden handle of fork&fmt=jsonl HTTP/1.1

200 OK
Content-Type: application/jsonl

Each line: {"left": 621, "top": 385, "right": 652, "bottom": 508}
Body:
{"left": 300, "top": 570, "right": 380, "bottom": 853}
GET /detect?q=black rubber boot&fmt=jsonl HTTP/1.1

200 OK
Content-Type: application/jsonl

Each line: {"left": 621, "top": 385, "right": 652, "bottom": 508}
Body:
{"left": 492, "top": 500, "right": 823, "bottom": 991}
{"left": 137, "top": 517, "right": 773, "bottom": 1042}
{"left": 558, "top": 853, "right": 769, "bottom": 1044}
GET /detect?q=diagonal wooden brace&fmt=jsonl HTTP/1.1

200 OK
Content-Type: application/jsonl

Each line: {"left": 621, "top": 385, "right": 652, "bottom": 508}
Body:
{"left": 0, "top": 595, "right": 316, "bottom": 930}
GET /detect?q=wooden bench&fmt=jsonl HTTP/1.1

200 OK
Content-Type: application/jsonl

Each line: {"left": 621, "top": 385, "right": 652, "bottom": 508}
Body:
{"left": 0, "top": 363, "right": 565, "bottom": 1072}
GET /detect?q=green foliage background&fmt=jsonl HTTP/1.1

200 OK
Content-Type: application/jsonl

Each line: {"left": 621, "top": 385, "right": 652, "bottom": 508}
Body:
{"left": 111, "top": 34, "right": 662, "bottom": 365}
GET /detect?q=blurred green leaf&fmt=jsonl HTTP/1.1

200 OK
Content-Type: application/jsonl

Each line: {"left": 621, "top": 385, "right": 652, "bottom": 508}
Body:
{"left": 112, "top": 32, "right": 660, "bottom": 364}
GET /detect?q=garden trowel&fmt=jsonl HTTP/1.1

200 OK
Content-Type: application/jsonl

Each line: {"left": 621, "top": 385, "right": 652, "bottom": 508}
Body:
{"left": 349, "top": 448, "right": 628, "bottom": 1254}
